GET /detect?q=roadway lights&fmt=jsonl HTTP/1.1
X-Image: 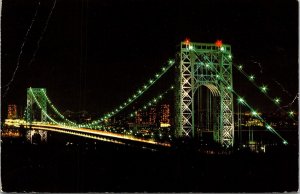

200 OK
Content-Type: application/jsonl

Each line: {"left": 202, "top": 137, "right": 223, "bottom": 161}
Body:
{"left": 138, "top": 90, "right": 142, "bottom": 94}
{"left": 155, "top": 74, "right": 159, "bottom": 78}
{"left": 149, "top": 80, "right": 153, "bottom": 83}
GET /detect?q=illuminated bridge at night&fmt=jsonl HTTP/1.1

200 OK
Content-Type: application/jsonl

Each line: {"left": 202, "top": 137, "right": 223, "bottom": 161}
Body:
{"left": 5, "top": 40, "right": 295, "bottom": 149}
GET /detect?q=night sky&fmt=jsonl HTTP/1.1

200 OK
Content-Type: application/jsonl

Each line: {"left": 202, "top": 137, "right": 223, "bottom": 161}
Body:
{"left": 1, "top": 0, "right": 298, "bottom": 118}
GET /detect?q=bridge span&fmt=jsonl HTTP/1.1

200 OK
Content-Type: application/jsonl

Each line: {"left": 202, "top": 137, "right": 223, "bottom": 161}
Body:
{"left": 4, "top": 119, "right": 171, "bottom": 148}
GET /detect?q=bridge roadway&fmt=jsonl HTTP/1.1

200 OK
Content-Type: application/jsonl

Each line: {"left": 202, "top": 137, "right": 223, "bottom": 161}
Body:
{"left": 4, "top": 119, "right": 171, "bottom": 148}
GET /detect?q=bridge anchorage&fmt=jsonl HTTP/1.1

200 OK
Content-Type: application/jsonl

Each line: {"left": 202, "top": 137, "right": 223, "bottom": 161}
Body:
{"left": 175, "top": 41, "right": 234, "bottom": 147}
{"left": 25, "top": 88, "right": 48, "bottom": 143}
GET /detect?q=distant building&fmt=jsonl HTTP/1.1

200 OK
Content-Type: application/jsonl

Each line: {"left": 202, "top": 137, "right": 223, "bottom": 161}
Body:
{"left": 148, "top": 107, "right": 157, "bottom": 125}
{"left": 245, "top": 118, "right": 264, "bottom": 127}
{"left": 135, "top": 110, "right": 143, "bottom": 124}
{"left": 134, "top": 104, "right": 171, "bottom": 127}
{"left": 7, "top": 104, "right": 18, "bottom": 119}
{"left": 160, "top": 104, "right": 170, "bottom": 127}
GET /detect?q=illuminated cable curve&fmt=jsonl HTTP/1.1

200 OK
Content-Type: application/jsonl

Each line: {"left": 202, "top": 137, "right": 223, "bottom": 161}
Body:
{"left": 92, "top": 85, "right": 174, "bottom": 130}
{"left": 28, "top": 88, "right": 172, "bottom": 145}
{"left": 40, "top": 89, "right": 77, "bottom": 125}
{"left": 233, "top": 64, "right": 296, "bottom": 121}
{"left": 29, "top": 87, "right": 60, "bottom": 125}
{"left": 30, "top": 59, "right": 175, "bottom": 129}
{"left": 190, "top": 48, "right": 288, "bottom": 144}
{"left": 80, "top": 59, "right": 175, "bottom": 128}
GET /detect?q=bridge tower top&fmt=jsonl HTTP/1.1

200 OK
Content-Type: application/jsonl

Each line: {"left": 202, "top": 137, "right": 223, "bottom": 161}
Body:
{"left": 181, "top": 41, "right": 231, "bottom": 52}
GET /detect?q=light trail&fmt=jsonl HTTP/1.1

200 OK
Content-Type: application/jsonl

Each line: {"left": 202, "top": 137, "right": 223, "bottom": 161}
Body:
{"left": 4, "top": 120, "right": 171, "bottom": 147}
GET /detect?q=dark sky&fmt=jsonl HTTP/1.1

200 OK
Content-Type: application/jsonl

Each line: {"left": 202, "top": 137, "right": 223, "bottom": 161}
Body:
{"left": 1, "top": 0, "right": 299, "bottom": 117}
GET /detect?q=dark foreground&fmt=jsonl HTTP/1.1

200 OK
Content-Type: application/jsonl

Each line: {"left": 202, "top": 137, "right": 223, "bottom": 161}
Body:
{"left": 1, "top": 133, "right": 298, "bottom": 192}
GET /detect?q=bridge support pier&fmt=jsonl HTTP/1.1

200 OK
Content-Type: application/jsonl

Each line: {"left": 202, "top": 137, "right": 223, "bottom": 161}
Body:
{"left": 26, "top": 129, "right": 47, "bottom": 144}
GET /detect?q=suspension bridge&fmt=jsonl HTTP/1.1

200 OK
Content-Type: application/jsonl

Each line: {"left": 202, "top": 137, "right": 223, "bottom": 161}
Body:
{"left": 5, "top": 40, "right": 295, "bottom": 149}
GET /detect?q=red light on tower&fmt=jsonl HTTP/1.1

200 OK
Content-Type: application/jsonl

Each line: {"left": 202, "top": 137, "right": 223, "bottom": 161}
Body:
{"left": 184, "top": 38, "right": 190, "bottom": 45}
{"left": 215, "top": 40, "right": 223, "bottom": 47}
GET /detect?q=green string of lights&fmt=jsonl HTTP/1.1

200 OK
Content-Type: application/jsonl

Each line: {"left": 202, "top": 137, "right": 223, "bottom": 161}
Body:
{"left": 127, "top": 85, "right": 174, "bottom": 119}
{"left": 91, "top": 85, "right": 174, "bottom": 136}
{"left": 29, "top": 87, "right": 60, "bottom": 125}
{"left": 191, "top": 49, "right": 288, "bottom": 145}
{"left": 29, "top": 59, "right": 175, "bottom": 129}
{"left": 78, "top": 58, "right": 175, "bottom": 128}
{"left": 40, "top": 89, "right": 77, "bottom": 125}
{"left": 234, "top": 64, "right": 296, "bottom": 119}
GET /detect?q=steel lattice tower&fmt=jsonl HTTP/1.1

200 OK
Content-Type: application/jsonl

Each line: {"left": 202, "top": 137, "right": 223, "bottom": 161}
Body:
{"left": 175, "top": 41, "right": 234, "bottom": 147}
{"left": 26, "top": 88, "right": 47, "bottom": 123}
{"left": 25, "top": 88, "right": 48, "bottom": 143}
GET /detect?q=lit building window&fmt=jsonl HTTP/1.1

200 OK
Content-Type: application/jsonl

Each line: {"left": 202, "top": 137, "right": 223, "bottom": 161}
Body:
{"left": 7, "top": 104, "right": 18, "bottom": 119}
{"left": 160, "top": 104, "right": 170, "bottom": 127}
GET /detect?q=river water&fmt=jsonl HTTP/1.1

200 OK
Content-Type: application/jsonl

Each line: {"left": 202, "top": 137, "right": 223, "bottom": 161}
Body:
{"left": 1, "top": 126, "right": 298, "bottom": 192}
